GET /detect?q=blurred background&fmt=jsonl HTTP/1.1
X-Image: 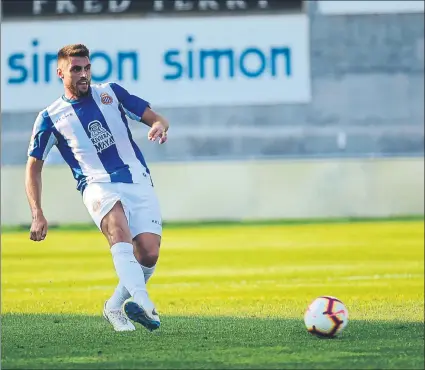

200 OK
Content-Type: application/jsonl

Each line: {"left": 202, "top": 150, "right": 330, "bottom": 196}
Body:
{"left": 1, "top": 0, "right": 424, "bottom": 226}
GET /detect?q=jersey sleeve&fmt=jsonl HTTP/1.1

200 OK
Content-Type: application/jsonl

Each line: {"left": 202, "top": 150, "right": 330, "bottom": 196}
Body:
{"left": 28, "top": 111, "right": 58, "bottom": 160}
{"left": 109, "top": 82, "right": 151, "bottom": 122}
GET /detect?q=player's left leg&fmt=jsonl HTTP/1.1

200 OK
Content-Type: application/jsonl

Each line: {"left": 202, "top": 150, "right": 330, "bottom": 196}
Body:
{"left": 133, "top": 232, "right": 160, "bottom": 284}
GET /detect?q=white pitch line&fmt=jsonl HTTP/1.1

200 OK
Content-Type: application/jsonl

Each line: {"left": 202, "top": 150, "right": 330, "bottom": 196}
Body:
{"left": 3, "top": 273, "right": 422, "bottom": 293}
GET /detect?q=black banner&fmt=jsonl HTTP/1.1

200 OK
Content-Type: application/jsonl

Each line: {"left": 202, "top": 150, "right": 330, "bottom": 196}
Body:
{"left": 1, "top": 1, "right": 304, "bottom": 18}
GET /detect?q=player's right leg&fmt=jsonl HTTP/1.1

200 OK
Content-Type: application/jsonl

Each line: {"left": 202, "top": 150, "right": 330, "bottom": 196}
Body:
{"left": 123, "top": 232, "right": 161, "bottom": 328}
{"left": 105, "top": 177, "right": 163, "bottom": 329}
{"left": 105, "top": 238, "right": 159, "bottom": 330}
{"left": 82, "top": 183, "right": 160, "bottom": 332}
{"left": 101, "top": 201, "right": 160, "bottom": 332}
{"left": 119, "top": 176, "right": 163, "bottom": 329}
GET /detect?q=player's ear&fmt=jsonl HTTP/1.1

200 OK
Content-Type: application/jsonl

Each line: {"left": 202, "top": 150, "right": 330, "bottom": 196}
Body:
{"left": 57, "top": 68, "right": 64, "bottom": 79}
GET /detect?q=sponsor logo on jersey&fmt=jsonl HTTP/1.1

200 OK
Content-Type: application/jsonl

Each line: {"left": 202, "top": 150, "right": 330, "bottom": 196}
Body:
{"left": 88, "top": 120, "right": 115, "bottom": 153}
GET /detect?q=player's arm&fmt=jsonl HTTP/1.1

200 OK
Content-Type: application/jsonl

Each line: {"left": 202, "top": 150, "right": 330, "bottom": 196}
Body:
{"left": 110, "top": 83, "right": 169, "bottom": 144}
{"left": 25, "top": 112, "right": 57, "bottom": 241}
{"left": 25, "top": 157, "right": 48, "bottom": 241}
{"left": 141, "top": 108, "right": 169, "bottom": 144}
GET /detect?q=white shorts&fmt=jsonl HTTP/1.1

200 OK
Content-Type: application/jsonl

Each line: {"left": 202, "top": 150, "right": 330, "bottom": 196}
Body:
{"left": 82, "top": 175, "right": 162, "bottom": 238}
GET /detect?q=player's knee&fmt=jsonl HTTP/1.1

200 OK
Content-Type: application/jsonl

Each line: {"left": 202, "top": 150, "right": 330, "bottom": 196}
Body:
{"left": 140, "top": 249, "right": 159, "bottom": 267}
{"left": 133, "top": 233, "right": 161, "bottom": 266}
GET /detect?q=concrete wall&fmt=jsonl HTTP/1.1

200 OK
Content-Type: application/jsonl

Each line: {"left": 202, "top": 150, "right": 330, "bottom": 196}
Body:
{"left": 2, "top": 157, "right": 423, "bottom": 226}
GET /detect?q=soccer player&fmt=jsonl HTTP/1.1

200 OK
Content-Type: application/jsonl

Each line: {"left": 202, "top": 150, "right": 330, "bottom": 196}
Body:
{"left": 25, "top": 44, "right": 169, "bottom": 333}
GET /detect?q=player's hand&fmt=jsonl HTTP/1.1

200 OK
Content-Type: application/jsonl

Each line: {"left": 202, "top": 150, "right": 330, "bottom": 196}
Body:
{"left": 30, "top": 213, "right": 48, "bottom": 242}
{"left": 148, "top": 122, "right": 168, "bottom": 145}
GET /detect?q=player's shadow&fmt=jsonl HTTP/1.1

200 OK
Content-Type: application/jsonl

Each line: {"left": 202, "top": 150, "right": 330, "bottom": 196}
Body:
{"left": 1, "top": 314, "right": 424, "bottom": 369}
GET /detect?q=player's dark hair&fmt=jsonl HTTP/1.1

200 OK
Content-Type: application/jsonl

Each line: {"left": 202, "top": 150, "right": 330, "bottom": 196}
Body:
{"left": 57, "top": 44, "right": 90, "bottom": 62}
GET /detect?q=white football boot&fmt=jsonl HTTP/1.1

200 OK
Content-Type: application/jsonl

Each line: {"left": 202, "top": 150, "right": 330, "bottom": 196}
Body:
{"left": 103, "top": 301, "right": 136, "bottom": 332}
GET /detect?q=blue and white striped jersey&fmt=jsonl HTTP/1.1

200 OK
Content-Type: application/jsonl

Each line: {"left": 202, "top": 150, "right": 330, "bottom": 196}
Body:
{"left": 28, "top": 82, "right": 151, "bottom": 193}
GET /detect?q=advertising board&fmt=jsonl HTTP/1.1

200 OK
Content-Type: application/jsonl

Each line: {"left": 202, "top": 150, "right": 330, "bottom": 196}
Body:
{"left": 1, "top": 14, "right": 311, "bottom": 112}
{"left": 1, "top": 0, "right": 304, "bottom": 18}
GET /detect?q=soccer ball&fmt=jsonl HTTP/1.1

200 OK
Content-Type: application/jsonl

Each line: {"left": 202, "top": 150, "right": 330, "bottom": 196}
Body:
{"left": 304, "top": 296, "right": 348, "bottom": 338}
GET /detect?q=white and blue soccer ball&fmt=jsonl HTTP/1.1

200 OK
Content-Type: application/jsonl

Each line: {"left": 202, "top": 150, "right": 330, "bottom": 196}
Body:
{"left": 304, "top": 296, "right": 349, "bottom": 338}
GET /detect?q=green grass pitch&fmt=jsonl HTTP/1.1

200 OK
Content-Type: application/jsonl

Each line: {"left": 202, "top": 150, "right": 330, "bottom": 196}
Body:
{"left": 1, "top": 220, "right": 424, "bottom": 369}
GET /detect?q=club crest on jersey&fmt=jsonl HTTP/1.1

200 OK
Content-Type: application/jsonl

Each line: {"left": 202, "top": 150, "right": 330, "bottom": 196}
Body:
{"left": 100, "top": 93, "right": 113, "bottom": 105}
{"left": 88, "top": 121, "right": 115, "bottom": 153}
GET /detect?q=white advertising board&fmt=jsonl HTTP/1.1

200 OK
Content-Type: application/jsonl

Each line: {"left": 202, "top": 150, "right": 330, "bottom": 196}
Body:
{"left": 318, "top": 1, "right": 424, "bottom": 15}
{"left": 1, "top": 14, "right": 311, "bottom": 112}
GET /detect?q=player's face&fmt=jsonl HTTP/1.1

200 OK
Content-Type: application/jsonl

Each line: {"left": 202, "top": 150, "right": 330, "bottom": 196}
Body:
{"left": 64, "top": 57, "right": 92, "bottom": 97}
